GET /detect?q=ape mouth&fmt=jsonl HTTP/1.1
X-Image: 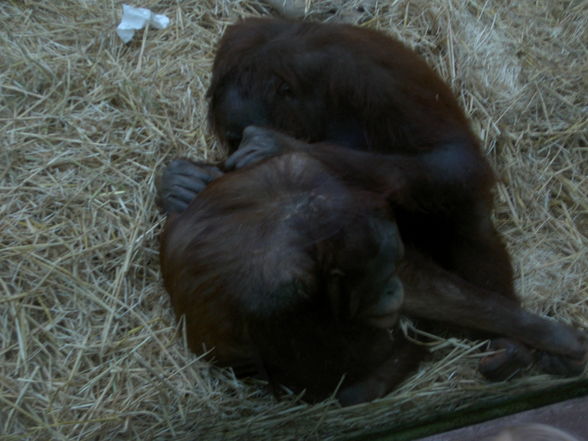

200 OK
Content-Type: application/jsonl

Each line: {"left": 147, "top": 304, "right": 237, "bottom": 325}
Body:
{"left": 224, "top": 131, "right": 243, "bottom": 150}
{"left": 363, "top": 312, "right": 399, "bottom": 329}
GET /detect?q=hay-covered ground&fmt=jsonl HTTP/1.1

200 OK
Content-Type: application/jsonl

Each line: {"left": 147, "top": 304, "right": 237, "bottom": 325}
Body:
{"left": 1, "top": 1, "right": 586, "bottom": 440}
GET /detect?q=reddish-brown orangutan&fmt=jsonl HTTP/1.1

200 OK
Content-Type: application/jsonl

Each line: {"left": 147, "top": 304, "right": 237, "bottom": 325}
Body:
{"left": 203, "top": 18, "right": 588, "bottom": 379}
{"left": 158, "top": 127, "right": 587, "bottom": 406}
{"left": 159, "top": 145, "right": 423, "bottom": 405}
{"left": 207, "top": 17, "right": 508, "bottom": 299}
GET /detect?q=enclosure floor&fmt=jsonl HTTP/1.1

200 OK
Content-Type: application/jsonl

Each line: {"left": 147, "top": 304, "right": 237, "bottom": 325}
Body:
{"left": 416, "top": 396, "right": 588, "bottom": 440}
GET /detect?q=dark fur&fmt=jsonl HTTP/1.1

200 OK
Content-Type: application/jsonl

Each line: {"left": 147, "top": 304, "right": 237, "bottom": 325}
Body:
{"left": 207, "top": 18, "right": 512, "bottom": 300}
{"left": 160, "top": 152, "right": 422, "bottom": 404}
{"left": 159, "top": 132, "right": 587, "bottom": 405}
{"left": 157, "top": 19, "right": 587, "bottom": 405}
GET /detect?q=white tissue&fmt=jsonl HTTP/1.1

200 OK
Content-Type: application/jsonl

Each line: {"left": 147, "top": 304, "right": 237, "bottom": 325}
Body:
{"left": 116, "top": 4, "right": 170, "bottom": 43}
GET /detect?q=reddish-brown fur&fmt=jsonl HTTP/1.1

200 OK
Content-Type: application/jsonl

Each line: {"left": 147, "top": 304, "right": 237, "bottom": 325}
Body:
{"left": 157, "top": 18, "right": 587, "bottom": 404}
{"left": 207, "top": 18, "right": 512, "bottom": 301}
{"left": 160, "top": 152, "right": 424, "bottom": 404}
{"left": 159, "top": 130, "right": 587, "bottom": 405}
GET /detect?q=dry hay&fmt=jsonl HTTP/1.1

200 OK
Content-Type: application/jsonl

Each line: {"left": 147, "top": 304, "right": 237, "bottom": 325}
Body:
{"left": 1, "top": 0, "right": 587, "bottom": 440}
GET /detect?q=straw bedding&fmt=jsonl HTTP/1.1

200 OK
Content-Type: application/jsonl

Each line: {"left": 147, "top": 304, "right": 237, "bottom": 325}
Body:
{"left": 1, "top": 1, "right": 586, "bottom": 440}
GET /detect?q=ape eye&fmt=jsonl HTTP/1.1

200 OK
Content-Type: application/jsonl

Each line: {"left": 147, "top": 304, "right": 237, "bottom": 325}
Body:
{"left": 330, "top": 268, "right": 345, "bottom": 277}
{"left": 277, "top": 81, "right": 293, "bottom": 97}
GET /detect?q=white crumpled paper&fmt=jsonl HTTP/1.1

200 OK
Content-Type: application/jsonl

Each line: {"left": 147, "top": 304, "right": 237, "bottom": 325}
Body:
{"left": 116, "top": 4, "right": 170, "bottom": 43}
